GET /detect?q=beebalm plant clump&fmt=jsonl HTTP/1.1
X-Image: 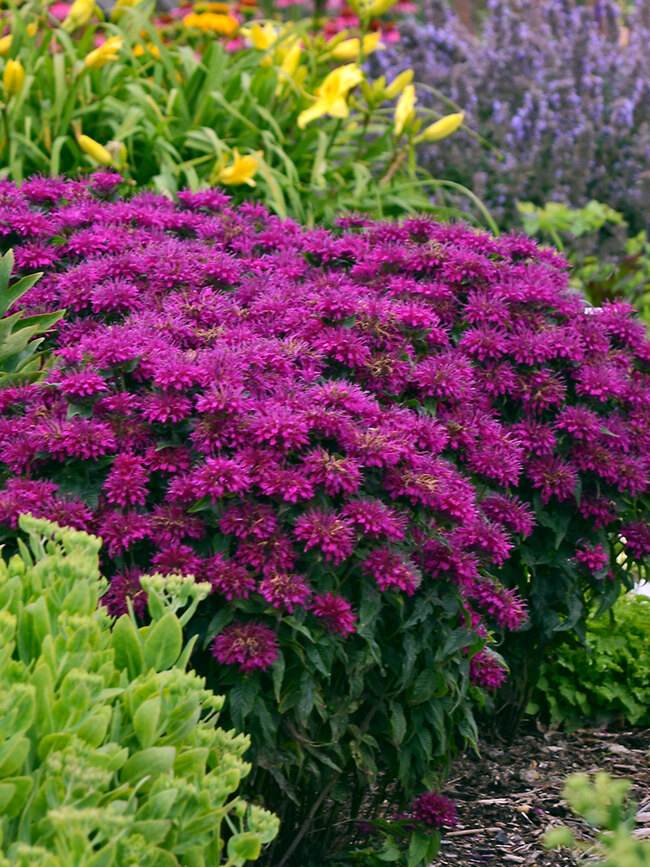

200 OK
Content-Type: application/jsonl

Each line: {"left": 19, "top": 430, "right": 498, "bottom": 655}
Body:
{"left": 0, "top": 175, "right": 649, "bottom": 860}
{"left": 0, "top": 514, "right": 279, "bottom": 866}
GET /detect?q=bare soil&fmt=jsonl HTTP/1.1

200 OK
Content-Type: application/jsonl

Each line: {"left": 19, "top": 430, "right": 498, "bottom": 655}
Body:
{"left": 438, "top": 724, "right": 650, "bottom": 865}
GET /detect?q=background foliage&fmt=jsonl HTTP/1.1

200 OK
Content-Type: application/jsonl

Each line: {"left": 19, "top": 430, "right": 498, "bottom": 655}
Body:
{"left": 530, "top": 593, "right": 650, "bottom": 728}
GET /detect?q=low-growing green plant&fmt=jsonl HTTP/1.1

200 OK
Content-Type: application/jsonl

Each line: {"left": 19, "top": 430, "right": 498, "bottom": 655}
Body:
{"left": 0, "top": 0, "right": 489, "bottom": 227}
{"left": 0, "top": 250, "right": 63, "bottom": 387}
{"left": 0, "top": 513, "right": 279, "bottom": 866}
{"left": 517, "top": 201, "right": 650, "bottom": 324}
{"left": 529, "top": 593, "right": 650, "bottom": 728}
{"left": 545, "top": 772, "right": 650, "bottom": 866}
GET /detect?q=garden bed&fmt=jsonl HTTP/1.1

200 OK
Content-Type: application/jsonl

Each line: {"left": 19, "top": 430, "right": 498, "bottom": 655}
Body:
{"left": 438, "top": 724, "right": 650, "bottom": 865}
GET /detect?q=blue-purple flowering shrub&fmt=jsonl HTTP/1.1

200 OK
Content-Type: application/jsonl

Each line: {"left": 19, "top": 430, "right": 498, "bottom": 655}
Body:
{"left": 0, "top": 175, "right": 649, "bottom": 859}
{"left": 374, "top": 0, "right": 650, "bottom": 234}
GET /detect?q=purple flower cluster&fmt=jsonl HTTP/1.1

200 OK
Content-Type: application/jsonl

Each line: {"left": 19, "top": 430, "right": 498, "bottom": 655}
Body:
{"left": 376, "top": 0, "right": 650, "bottom": 232}
{"left": 1, "top": 175, "right": 649, "bottom": 685}
{"left": 399, "top": 791, "right": 457, "bottom": 829}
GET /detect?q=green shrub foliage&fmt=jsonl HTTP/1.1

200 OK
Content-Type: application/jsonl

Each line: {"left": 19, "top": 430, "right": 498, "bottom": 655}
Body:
{"left": 532, "top": 593, "right": 650, "bottom": 727}
{"left": 0, "top": 514, "right": 278, "bottom": 867}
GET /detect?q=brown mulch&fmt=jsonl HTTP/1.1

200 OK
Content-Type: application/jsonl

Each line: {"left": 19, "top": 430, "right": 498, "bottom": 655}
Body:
{"left": 437, "top": 724, "right": 650, "bottom": 865}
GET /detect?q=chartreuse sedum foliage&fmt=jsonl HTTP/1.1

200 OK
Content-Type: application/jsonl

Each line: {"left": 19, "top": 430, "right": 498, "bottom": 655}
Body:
{"left": 545, "top": 772, "right": 650, "bottom": 867}
{"left": 0, "top": 0, "right": 480, "bottom": 226}
{"left": 0, "top": 514, "right": 278, "bottom": 867}
{"left": 0, "top": 250, "right": 63, "bottom": 388}
{"left": 530, "top": 594, "right": 650, "bottom": 728}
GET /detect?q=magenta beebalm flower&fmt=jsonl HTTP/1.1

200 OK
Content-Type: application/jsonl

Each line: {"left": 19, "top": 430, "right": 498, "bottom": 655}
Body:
{"left": 403, "top": 791, "right": 458, "bottom": 829}
{"left": 294, "top": 509, "right": 356, "bottom": 565}
{"left": 310, "top": 592, "right": 356, "bottom": 636}
{"left": 211, "top": 621, "right": 279, "bottom": 674}
{"left": 362, "top": 548, "right": 421, "bottom": 595}
{"left": 103, "top": 452, "right": 150, "bottom": 507}
{"left": 469, "top": 648, "right": 508, "bottom": 690}
{"left": 574, "top": 542, "right": 609, "bottom": 573}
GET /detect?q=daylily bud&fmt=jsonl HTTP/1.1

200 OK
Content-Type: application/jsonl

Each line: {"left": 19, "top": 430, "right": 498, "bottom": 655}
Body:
{"left": 3, "top": 58, "right": 24, "bottom": 98}
{"left": 331, "top": 32, "right": 384, "bottom": 61}
{"left": 62, "top": 0, "right": 96, "bottom": 33}
{"left": 366, "top": 0, "right": 399, "bottom": 16}
{"left": 78, "top": 134, "right": 115, "bottom": 166}
{"left": 394, "top": 83, "right": 416, "bottom": 136}
{"left": 384, "top": 68, "right": 413, "bottom": 100}
{"left": 418, "top": 111, "right": 465, "bottom": 142}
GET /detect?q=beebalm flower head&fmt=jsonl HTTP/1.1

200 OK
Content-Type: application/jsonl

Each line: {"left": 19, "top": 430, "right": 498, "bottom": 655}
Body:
{"left": 417, "top": 111, "right": 464, "bottom": 143}
{"left": 217, "top": 149, "right": 260, "bottom": 187}
{"left": 297, "top": 64, "right": 364, "bottom": 129}
{"left": 211, "top": 621, "right": 279, "bottom": 674}
{"left": 394, "top": 82, "right": 416, "bottom": 135}
{"left": 330, "top": 32, "right": 384, "bottom": 61}
{"left": 83, "top": 35, "right": 123, "bottom": 70}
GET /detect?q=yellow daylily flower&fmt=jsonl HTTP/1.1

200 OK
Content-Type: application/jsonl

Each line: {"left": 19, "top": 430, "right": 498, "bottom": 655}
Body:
{"left": 83, "top": 35, "right": 123, "bottom": 70}
{"left": 418, "top": 111, "right": 465, "bottom": 142}
{"left": 3, "top": 58, "right": 24, "bottom": 98}
{"left": 384, "top": 68, "right": 413, "bottom": 100}
{"left": 78, "top": 134, "right": 115, "bottom": 166}
{"left": 183, "top": 12, "right": 239, "bottom": 35}
{"left": 297, "top": 63, "right": 363, "bottom": 129}
{"left": 281, "top": 42, "right": 301, "bottom": 75}
{"left": 218, "top": 148, "right": 260, "bottom": 187}
{"left": 62, "top": 0, "right": 96, "bottom": 33}
{"left": 241, "top": 22, "right": 278, "bottom": 51}
{"left": 330, "top": 32, "right": 383, "bottom": 61}
{"left": 394, "top": 82, "right": 416, "bottom": 136}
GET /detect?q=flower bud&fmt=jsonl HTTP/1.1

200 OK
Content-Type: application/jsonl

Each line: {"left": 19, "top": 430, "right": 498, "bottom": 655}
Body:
{"left": 418, "top": 111, "right": 465, "bottom": 142}
{"left": 384, "top": 68, "right": 413, "bottom": 100}
{"left": 78, "top": 134, "right": 115, "bottom": 166}
{"left": 3, "top": 58, "right": 24, "bottom": 98}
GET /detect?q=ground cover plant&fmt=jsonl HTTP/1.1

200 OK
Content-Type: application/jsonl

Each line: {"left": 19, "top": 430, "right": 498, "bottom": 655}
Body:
{"left": 375, "top": 0, "right": 650, "bottom": 234}
{"left": 0, "top": 176, "right": 649, "bottom": 860}
{"left": 0, "top": 513, "right": 279, "bottom": 866}
{"left": 545, "top": 771, "right": 650, "bottom": 866}
{"left": 0, "top": 0, "right": 478, "bottom": 226}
